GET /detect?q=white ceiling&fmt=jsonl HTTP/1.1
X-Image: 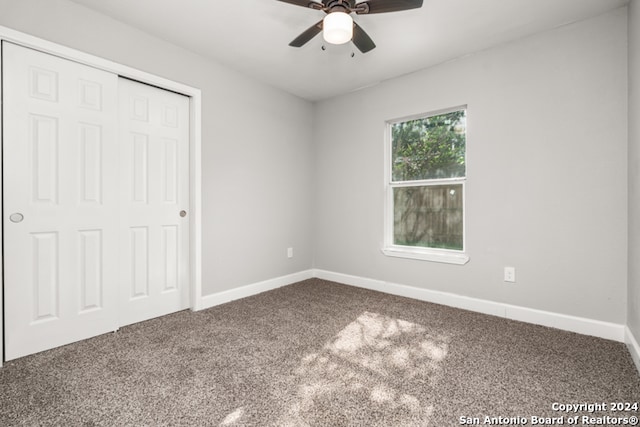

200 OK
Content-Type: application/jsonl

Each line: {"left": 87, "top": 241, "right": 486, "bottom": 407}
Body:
{"left": 69, "top": 0, "right": 628, "bottom": 101}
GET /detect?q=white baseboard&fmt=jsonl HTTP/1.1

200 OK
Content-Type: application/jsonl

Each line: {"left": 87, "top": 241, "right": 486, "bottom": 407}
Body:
{"left": 626, "top": 327, "right": 640, "bottom": 374}
{"left": 194, "top": 268, "right": 627, "bottom": 345}
{"left": 197, "top": 270, "right": 314, "bottom": 310}
{"left": 312, "top": 269, "right": 626, "bottom": 343}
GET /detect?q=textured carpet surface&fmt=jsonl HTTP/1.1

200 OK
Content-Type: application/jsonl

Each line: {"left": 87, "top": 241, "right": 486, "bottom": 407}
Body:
{"left": 1, "top": 278, "right": 639, "bottom": 426}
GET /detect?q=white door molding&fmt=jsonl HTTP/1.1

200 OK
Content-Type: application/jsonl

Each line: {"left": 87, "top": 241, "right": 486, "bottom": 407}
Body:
{"left": 0, "top": 25, "right": 203, "bottom": 366}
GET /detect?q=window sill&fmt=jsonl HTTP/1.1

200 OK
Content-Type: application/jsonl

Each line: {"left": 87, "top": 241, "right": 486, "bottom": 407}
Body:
{"left": 381, "top": 247, "right": 470, "bottom": 265}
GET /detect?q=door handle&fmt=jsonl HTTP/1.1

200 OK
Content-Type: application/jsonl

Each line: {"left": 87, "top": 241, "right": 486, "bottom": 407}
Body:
{"left": 9, "top": 213, "right": 24, "bottom": 223}
{"left": 179, "top": 210, "right": 187, "bottom": 218}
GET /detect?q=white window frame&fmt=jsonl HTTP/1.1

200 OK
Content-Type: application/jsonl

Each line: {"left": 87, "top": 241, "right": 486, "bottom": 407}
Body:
{"left": 382, "top": 106, "right": 470, "bottom": 265}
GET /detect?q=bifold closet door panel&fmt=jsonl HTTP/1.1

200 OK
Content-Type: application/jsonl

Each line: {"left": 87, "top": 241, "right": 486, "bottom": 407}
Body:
{"left": 118, "top": 78, "right": 190, "bottom": 327}
{"left": 3, "top": 42, "right": 120, "bottom": 360}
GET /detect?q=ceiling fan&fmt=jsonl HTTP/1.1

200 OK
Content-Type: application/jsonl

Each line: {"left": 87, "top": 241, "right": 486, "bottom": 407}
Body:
{"left": 278, "top": 0, "right": 424, "bottom": 53}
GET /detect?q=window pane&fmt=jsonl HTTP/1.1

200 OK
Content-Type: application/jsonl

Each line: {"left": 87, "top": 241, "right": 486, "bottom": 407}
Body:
{"left": 393, "top": 184, "right": 463, "bottom": 250}
{"left": 392, "top": 110, "right": 466, "bottom": 181}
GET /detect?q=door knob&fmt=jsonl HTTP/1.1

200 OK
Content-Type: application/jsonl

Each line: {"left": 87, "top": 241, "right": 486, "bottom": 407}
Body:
{"left": 179, "top": 210, "right": 187, "bottom": 218}
{"left": 9, "top": 213, "right": 24, "bottom": 223}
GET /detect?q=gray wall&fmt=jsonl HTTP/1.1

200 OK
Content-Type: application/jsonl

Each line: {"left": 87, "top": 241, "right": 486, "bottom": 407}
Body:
{"left": 629, "top": 0, "right": 640, "bottom": 337}
{"left": 313, "top": 8, "right": 629, "bottom": 324}
{"left": 0, "top": 0, "right": 315, "bottom": 296}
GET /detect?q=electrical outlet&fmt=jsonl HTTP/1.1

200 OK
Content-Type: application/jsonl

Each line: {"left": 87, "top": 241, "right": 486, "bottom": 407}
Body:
{"left": 287, "top": 247, "right": 293, "bottom": 258}
{"left": 504, "top": 267, "right": 516, "bottom": 283}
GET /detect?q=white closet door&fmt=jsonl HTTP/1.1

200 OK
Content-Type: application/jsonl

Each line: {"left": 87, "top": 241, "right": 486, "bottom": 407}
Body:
{"left": 3, "top": 42, "right": 119, "bottom": 360}
{"left": 118, "top": 78, "right": 190, "bottom": 326}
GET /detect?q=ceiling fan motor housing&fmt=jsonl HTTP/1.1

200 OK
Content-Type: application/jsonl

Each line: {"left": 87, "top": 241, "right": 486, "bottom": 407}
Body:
{"left": 320, "top": 0, "right": 369, "bottom": 14}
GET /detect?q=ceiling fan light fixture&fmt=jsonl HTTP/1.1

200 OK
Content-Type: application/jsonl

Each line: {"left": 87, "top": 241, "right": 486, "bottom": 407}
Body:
{"left": 323, "top": 11, "right": 353, "bottom": 45}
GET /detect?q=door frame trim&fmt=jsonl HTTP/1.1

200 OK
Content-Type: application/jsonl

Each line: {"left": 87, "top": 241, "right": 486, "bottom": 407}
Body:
{"left": 0, "top": 26, "right": 204, "bottom": 366}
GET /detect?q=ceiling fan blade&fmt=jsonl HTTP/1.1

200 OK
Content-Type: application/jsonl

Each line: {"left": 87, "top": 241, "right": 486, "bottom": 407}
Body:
{"left": 352, "top": 22, "right": 376, "bottom": 53}
{"left": 355, "top": 0, "right": 423, "bottom": 14}
{"left": 276, "top": 0, "right": 322, "bottom": 9}
{"left": 289, "top": 20, "right": 324, "bottom": 47}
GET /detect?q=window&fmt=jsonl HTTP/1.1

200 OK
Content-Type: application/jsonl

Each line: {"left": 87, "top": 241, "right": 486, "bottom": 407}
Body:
{"left": 383, "top": 107, "right": 469, "bottom": 264}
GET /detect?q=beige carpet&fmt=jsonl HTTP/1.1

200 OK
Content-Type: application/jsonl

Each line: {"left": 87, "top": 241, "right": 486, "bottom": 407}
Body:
{"left": 1, "top": 278, "right": 638, "bottom": 426}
